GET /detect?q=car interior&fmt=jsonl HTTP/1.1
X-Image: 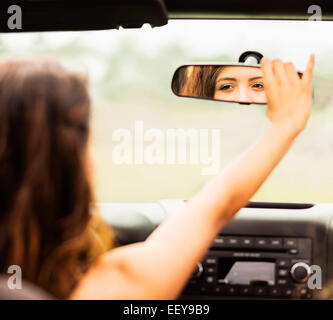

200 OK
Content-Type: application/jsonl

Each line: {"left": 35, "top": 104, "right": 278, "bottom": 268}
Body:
{"left": 1, "top": 0, "right": 333, "bottom": 300}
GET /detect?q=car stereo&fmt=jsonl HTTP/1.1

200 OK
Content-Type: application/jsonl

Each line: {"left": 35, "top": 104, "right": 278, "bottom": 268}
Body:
{"left": 101, "top": 201, "right": 333, "bottom": 300}
{"left": 181, "top": 235, "right": 313, "bottom": 299}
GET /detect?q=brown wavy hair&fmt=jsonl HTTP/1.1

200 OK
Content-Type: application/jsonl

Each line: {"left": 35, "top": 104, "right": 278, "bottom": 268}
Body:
{"left": 174, "top": 65, "right": 225, "bottom": 98}
{"left": 0, "top": 59, "right": 111, "bottom": 299}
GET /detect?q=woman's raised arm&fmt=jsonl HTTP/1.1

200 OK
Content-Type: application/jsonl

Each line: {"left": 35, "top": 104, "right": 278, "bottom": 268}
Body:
{"left": 71, "top": 55, "right": 315, "bottom": 300}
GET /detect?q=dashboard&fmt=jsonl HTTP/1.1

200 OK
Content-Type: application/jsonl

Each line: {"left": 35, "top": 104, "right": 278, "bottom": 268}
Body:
{"left": 100, "top": 200, "right": 333, "bottom": 299}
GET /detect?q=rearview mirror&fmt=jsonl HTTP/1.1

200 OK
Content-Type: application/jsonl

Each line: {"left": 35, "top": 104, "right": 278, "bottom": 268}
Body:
{"left": 172, "top": 64, "right": 267, "bottom": 105}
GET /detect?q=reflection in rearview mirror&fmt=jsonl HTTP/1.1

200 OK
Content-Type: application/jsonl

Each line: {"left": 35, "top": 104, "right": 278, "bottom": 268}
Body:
{"left": 172, "top": 65, "right": 267, "bottom": 105}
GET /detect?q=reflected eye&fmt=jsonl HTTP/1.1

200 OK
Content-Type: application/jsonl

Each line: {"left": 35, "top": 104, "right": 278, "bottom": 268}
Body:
{"left": 218, "top": 84, "right": 234, "bottom": 91}
{"left": 251, "top": 82, "right": 264, "bottom": 90}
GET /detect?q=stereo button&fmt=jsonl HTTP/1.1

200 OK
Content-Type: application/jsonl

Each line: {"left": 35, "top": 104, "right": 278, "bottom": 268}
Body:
{"left": 214, "top": 286, "right": 225, "bottom": 295}
{"left": 269, "top": 238, "right": 283, "bottom": 249}
{"left": 241, "top": 238, "right": 254, "bottom": 247}
{"left": 300, "top": 288, "right": 308, "bottom": 296}
{"left": 278, "top": 269, "right": 288, "bottom": 277}
{"left": 290, "top": 262, "right": 311, "bottom": 283}
{"left": 205, "top": 276, "right": 214, "bottom": 284}
{"left": 213, "top": 237, "right": 226, "bottom": 247}
{"left": 226, "top": 237, "right": 240, "bottom": 247}
{"left": 269, "top": 287, "right": 281, "bottom": 297}
{"left": 226, "top": 286, "right": 238, "bottom": 295}
{"left": 206, "top": 266, "right": 217, "bottom": 274}
{"left": 205, "top": 258, "right": 217, "bottom": 265}
{"left": 255, "top": 238, "right": 268, "bottom": 248}
{"left": 277, "top": 279, "right": 288, "bottom": 285}
{"left": 283, "top": 288, "right": 293, "bottom": 297}
{"left": 239, "top": 286, "right": 252, "bottom": 296}
{"left": 284, "top": 238, "right": 298, "bottom": 248}
{"left": 277, "top": 259, "right": 289, "bottom": 268}
{"left": 200, "top": 285, "right": 215, "bottom": 294}
{"left": 254, "top": 287, "right": 267, "bottom": 296}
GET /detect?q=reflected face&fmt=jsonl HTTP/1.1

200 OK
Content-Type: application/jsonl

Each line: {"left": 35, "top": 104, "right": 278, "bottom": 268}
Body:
{"left": 214, "top": 67, "right": 266, "bottom": 103}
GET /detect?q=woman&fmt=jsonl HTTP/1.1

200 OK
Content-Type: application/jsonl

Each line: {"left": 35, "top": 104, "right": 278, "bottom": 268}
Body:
{"left": 178, "top": 65, "right": 265, "bottom": 104}
{"left": 0, "top": 55, "right": 314, "bottom": 299}
{"left": 0, "top": 60, "right": 113, "bottom": 299}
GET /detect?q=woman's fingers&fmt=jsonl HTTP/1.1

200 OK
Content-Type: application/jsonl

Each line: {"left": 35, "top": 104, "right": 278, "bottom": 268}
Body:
{"left": 261, "top": 57, "right": 277, "bottom": 99}
{"left": 272, "top": 59, "right": 289, "bottom": 85}
{"left": 261, "top": 54, "right": 314, "bottom": 105}
{"left": 260, "top": 54, "right": 314, "bottom": 131}
{"left": 302, "top": 54, "right": 315, "bottom": 88}
{"left": 284, "top": 62, "right": 299, "bottom": 85}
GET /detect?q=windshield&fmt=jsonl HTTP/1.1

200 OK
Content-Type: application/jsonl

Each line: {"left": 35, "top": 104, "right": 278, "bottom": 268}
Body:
{"left": 1, "top": 20, "right": 333, "bottom": 203}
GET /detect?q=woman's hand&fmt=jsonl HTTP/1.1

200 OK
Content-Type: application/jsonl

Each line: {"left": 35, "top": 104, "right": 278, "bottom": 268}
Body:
{"left": 261, "top": 55, "right": 315, "bottom": 134}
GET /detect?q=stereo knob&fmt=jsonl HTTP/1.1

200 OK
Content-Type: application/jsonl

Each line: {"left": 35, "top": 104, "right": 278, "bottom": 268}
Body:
{"left": 191, "top": 262, "right": 204, "bottom": 279}
{"left": 290, "top": 262, "right": 311, "bottom": 283}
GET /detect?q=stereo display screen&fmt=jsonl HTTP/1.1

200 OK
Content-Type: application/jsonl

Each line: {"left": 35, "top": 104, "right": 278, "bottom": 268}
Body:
{"left": 217, "top": 258, "right": 275, "bottom": 286}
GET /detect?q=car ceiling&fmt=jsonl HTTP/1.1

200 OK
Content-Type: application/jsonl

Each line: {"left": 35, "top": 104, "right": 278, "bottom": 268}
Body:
{"left": 0, "top": 0, "right": 332, "bottom": 32}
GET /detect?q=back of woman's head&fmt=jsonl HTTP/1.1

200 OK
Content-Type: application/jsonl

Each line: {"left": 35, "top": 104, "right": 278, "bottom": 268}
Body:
{"left": 0, "top": 59, "right": 96, "bottom": 298}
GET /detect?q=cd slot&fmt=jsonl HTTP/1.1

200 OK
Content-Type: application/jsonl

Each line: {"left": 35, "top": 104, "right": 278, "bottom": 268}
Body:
{"left": 211, "top": 247, "right": 288, "bottom": 253}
